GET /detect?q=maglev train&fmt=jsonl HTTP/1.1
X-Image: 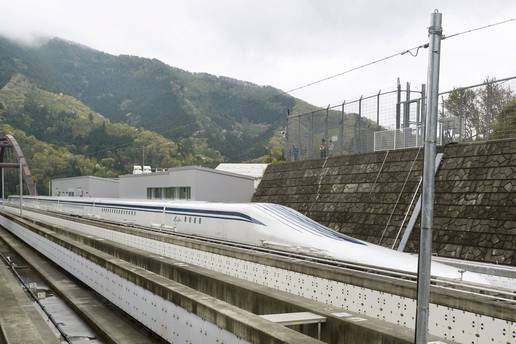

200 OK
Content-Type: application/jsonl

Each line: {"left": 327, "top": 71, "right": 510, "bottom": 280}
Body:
{"left": 6, "top": 195, "right": 489, "bottom": 285}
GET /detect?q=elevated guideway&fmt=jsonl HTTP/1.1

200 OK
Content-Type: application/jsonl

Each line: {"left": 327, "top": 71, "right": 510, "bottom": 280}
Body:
{"left": 0, "top": 208, "right": 320, "bottom": 344}
{"left": 1, "top": 205, "right": 515, "bottom": 344}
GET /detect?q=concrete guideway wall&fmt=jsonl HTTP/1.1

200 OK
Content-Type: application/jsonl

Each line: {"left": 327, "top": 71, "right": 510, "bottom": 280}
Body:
{"left": 0, "top": 226, "right": 168, "bottom": 344}
{"left": 253, "top": 139, "right": 516, "bottom": 266}
{"left": 3, "top": 208, "right": 515, "bottom": 343}
{"left": 11, "top": 211, "right": 421, "bottom": 344}
{"left": 0, "top": 214, "right": 321, "bottom": 344}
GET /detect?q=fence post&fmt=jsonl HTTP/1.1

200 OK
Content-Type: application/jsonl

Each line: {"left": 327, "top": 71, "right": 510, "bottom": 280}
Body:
{"left": 286, "top": 109, "right": 290, "bottom": 160}
{"left": 341, "top": 101, "right": 345, "bottom": 155}
{"left": 458, "top": 97, "right": 463, "bottom": 142}
{"left": 420, "top": 84, "right": 426, "bottom": 144}
{"left": 394, "top": 126, "right": 397, "bottom": 150}
{"left": 297, "top": 114, "right": 302, "bottom": 159}
{"left": 310, "top": 112, "right": 314, "bottom": 159}
{"left": 376, "top": 90, "right": 381, "bottom": 131}
{"left": 459, "top": 112, "right": 463, "bottom": 142}
{"left": 403, "top": 82, "right": 411, "bottom": 148}
{"left": 356, "top": 96, "right": 363, "bottom": 153}
{"left": 416, "top": 101, "right": 420, "bottom": 147}
{"left": 396, "top": 78, "right": 401, "bottom": 129}
{"left": 441, "top": 96, "right": 446, "bottom": 143}
{"left": 325, "top": 105, "right": 329, "bottom": 142}
{"left": 404, "top": 82, "right": 411, "bottom": 128}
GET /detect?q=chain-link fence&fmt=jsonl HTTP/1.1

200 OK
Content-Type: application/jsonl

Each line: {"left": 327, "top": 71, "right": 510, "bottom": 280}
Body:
{"left": 286, "top": 80, "right": 424, "bottom": 160}
{"left": 285, "top": 76, "right": 516, "bottom": 161}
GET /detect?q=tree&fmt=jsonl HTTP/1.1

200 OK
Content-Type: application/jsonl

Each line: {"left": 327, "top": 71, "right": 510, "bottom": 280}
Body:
{"left": 477, "top": 77, "right": 513, "bottom": 139}
{"left": 491, "top": 100, "right": 516, "bottom": 139}
{"left": 443, "top": 88, "right": 479, "bottom": 140}
{"left": 264, "top": 146, "right": 285, "bottom": 164}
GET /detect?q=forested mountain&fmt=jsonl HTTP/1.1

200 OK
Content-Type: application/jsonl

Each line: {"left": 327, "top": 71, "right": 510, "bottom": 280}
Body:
{"left": 0, "top": 35, "right": 372, "bottom": 194}
{"left": 0, "top": 36, "right": 320, "bottom": 163}
{"left": 0, "top": 74, "right": 226, "bottom": 194}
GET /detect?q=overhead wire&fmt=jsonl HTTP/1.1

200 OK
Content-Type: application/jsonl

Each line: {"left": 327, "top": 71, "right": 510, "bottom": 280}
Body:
{"left": 442, "top": 16, "right": 516, "bottom": 40}
{"left": 283, "top": 15, "right": 516, "bottom": 121}
{"left": 279, "top": 16, "right": 516, "bottom": 98}
{"left": 275, "top": 43, "right": 429, "bottom": 98}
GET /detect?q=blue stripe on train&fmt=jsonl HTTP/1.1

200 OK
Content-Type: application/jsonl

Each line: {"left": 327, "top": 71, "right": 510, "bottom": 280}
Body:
{"left": 25, "top": 198, "right": 263, "bottom": 224}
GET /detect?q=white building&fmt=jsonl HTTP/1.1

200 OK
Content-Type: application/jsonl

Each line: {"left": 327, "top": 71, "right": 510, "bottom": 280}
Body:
{"left": 215, "top": 163, "right": 268, "bottom": 190}
{"left": 118, "top": 166, "right": 254, "bottom": 202}
{"left": 51, "top": 166, "right": 255, "bottom": 202}
{"left": 51, "top": 176, "right": 119, "bottom": 198}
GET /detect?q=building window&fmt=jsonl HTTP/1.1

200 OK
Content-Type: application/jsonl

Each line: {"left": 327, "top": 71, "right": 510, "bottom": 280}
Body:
{"left": 179, "top": 187, "right": 191, "bottom": 200}
{"left": 164, "top": 187, "right": 176, "bottom": 199}
{"left": 146, "top": 186, "right": 191, "bottom": 200}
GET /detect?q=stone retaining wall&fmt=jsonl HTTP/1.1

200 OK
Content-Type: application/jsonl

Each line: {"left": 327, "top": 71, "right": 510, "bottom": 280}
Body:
{"left": 253, "top": 139, "right": 516, "bottom": 265}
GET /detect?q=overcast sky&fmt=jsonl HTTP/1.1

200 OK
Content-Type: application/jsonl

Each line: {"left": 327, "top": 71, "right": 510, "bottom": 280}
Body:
{"left": 1, "top": 0, "right": 515, "bottom": 107}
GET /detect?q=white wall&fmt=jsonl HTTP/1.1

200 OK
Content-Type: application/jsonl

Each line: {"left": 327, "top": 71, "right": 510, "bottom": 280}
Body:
{"left": 87, "top": 178, "right": 119, "bottom": 198}
{"left": 118, "top": 167, "right": 254, "bottom": 202}
{"left": 52, "top": 177, "right": 118, "bottom": 197}
{"left": 118, "top": 170, "right": 195, "bottom": 199}
{"left": 52, "top": 177, "right": 89, "bottom": 197}
{"left": 193, "top": 169, "right": 253, "bottom": 202}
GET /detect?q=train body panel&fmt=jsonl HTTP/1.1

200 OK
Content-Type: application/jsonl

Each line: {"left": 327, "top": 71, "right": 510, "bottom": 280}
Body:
{"left": 6, "top": 196, "right": 489, "bottom": 285}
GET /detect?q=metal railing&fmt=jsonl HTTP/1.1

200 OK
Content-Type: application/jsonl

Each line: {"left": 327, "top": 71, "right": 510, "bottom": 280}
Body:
{"left": 286, "top": 80, "right": 425, "bottom": 160}
{"left": 285, "top": 76, "right": 516, "bottom": 161}
{"left": 374, "top": 126, "right": 433, "bottom": 151}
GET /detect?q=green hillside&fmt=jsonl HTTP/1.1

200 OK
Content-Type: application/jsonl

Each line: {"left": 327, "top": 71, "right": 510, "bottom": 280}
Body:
{"left": 0, "top": 36, "right": 321, "bottom": 161}
{"left": 0, "top": 74, "right": 227, "bottom": 194}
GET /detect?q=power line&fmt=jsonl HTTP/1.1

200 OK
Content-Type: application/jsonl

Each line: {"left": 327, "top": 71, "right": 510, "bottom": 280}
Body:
{"left": 276, "top": 43, "right": 428, "bottom": 97}
{"left": 277, "top": 16, "right": 516, "bottom": 98}
{"left": 443, "top": 17, "right": 516, "bottom": 40}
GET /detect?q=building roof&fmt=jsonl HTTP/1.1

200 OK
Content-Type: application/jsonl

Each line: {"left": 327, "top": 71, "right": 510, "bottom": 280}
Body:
{"left": 119, "top": 165, "right": 254, "bottom": 180}
{"left": 215, "top": 163, "right": 268, "bottom": 179}
{"left": 52, "top": 175, "right": 119, "bottom": 183}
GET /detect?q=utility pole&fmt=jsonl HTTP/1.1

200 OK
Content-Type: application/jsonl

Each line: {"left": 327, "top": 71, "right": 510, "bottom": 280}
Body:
{"left": 415, "top": 10, "right": 442, "bottom": 343}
